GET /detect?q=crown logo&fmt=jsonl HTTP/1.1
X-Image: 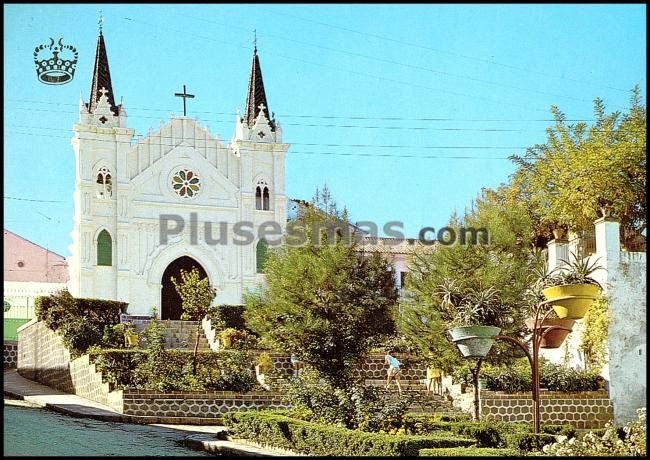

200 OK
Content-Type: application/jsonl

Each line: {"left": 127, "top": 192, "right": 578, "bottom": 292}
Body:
{"left": 34, "top": 37, "right": 78, "bottom": 85}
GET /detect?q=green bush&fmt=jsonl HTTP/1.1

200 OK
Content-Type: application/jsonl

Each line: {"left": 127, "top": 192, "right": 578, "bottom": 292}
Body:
{"left": 541, "top": 424, "right": 577, "bottom": 438}
{"left": 419, "top": 447, "right": 519, "bottom": 456}
{"left": 88, "top": 348, "right": 257, "bottom": 392}
{"left": 59, "top": 317, "right": 102, "bottom": 357}
{"left": 35, "top": 290, "right": 128, "bottom": 354}
{"left": 224, "top": 410, "right": 475, "bottom": 456}
{"left": 206, "top": 305, "right": 250, "bottom": 332}
{"left": 505, "top": 432, "right": 557, "bottom": 452}
{"left": 480, "top": 358, "right": 602, "bottom": 392}
{"left": 544, "top": 408, "right": 646, "bottom": 456}
{"left": 283, "top": 370, "right": 414, "bottom": 431}
{"left": 401, "top": 414, "right": 515, "bottom": 448}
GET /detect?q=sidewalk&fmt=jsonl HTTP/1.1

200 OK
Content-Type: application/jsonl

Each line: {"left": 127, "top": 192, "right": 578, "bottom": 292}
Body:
{"left": 4, "top": 369, "right": 287, "bottom": 456}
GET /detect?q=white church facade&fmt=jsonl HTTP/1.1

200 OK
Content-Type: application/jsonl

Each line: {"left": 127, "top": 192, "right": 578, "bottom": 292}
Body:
{"left": 67, "top": 28, "right": 288, "bottom": 319}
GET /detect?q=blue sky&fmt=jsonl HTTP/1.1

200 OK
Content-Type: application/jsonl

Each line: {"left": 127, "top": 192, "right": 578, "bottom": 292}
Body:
{"left": 3, "top": 4, "right": 646, "bottom": 256}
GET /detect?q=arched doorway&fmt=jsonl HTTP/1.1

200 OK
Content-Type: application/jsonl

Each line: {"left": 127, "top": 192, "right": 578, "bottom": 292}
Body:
{"left": 160, "top": 256, "right": 208, "bottom": 320}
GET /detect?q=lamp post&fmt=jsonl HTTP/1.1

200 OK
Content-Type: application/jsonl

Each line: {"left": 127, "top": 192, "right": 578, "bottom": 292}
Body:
{"left": 493, "top": 300, "right": 573, "bottom": 434}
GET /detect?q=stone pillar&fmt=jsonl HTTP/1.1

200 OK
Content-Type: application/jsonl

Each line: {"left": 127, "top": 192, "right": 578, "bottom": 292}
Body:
{"left": 594, "top": 217, "right": 620, "bottom": 288}
{"left": 594, "top": 217, "right": 646, "bottom": 423}
{"left": 546, "top": 238, "right": 569, "bottom": 273}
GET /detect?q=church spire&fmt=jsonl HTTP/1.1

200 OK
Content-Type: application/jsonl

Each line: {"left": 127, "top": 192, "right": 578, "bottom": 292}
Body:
{"left": 244, "top": 40, "right": 275, "bottom": 131}
{"left": 87, "top": 18, "right": 119, "bottom": 116}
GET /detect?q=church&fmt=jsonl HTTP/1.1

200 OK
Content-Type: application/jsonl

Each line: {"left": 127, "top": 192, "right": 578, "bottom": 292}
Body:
{"left": 67, "top": 27, "right": 289, "bottom": 319}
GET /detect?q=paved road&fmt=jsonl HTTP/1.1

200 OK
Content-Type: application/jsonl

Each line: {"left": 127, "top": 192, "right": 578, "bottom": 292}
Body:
{"left": 4, "top": 404, "right": 210, "bottom": 456}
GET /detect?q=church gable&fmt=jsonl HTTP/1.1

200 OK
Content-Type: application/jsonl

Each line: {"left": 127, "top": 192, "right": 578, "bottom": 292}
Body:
{"left": 129, "top": 140, "right": 240, "bottom": 208}
{"left": 127, "top": 118, "right": 239, "bottom": 183}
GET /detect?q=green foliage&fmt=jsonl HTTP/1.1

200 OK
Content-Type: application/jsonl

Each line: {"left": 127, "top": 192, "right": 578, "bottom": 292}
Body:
{"left": 546, "top": 251, "right": 604, "bottom": 287}
{"left": 419, "top": 447, "right": 519, "bottom": 456}
{"left": 172, "top": 267, "right": 217, "bottom": 374}
{"left": 398, "top": 240, "right": 532, "bottom": 370}
{"left": 244, "top": 195, "right": 398, "bottom": 388}
{"left": 218, "top": 327, "right": 258, "bottom": 350}
{"left": 510, "top": 91, "right": 646, "bottom": 241}
{"left": 89, "top": 348, "right": 257, "bottom": 392}
{"left": 541, "top": 424, "right": 577, "bottom": 438}
{"left": 35, "top": 290, "right": 128, "bottom": 355}
{"left": 478, "top": 358, "right": 602, "bottom": 392}
{"left": 282, "top": 369, "right": 413, "bottom": 431}
{"left": 206, "top": 304, "right": 248, "bottom": 332}
{"left": 545, "top": 409, "right": 646, "bottom": 456}
{"left": 507, "top": 432, "right": 557, "bottom": 452}
{"left": 224, "top": 410, "right": 475, "bottom": 456}
{"left": 580, "top": 296, "right": 610, "bottom": 371}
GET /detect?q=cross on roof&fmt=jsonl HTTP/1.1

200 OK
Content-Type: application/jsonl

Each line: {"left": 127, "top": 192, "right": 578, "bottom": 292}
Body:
{"left": 258, "top": 103, "right": 266, "bottom": 114}
{"left": 174, "top": 84, "right": 195, "bottom": 117}
{"left": 99, "top": 87, "right": 109, "bottom": 98}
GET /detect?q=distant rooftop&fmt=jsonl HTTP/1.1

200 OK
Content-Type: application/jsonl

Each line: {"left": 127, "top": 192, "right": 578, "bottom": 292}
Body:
{"left": 3, "top": 229, "right": 69, "bottom": 283}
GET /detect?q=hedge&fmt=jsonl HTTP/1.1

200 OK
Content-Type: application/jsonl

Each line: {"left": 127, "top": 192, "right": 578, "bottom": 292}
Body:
{"left": 419, "top": 447, "right": 519, "bottom": 456}
{"left": 504, "top": 432, "right": 557, "bottom": 452}
{"left": 224, "top": 410, "right": 476, "bottom": 456}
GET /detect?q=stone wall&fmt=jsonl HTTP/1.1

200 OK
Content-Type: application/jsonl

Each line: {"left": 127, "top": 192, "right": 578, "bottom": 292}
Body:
{"left": 454, "top": 390, "right": 613, "bottom": 429}
{"left": 121, "top": 390, "right": 289, "bottom": 417}
{"left": 4, "top": 341, "right": 18, "bottom": 368}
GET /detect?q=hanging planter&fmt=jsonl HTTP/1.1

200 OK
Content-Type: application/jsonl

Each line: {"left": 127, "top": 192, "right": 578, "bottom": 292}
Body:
{"left": 449, "top": 326, "right": 501, "bottom": 358}
{"left": 525, "top": 317, "right": 575, "bottom": 348}
{"left": 542, "top": 284, "right": 601, "bottom": 319}
{"left": 552, "top": 227, "right": 566, "bottom": 240}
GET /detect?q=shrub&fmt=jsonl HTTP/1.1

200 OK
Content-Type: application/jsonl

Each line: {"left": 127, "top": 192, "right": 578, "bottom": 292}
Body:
{"left": 480, "top": 358, "right": 602, "bottom": 392}
{"left": 207, "top": 305, "right": 248, "bottom": 332}
{"left": 541, "top": 424, "right": 577, "bottom": 438}
{"left": 59, "top": 317, "right": 102, "bottom": 357}
{"left": 400, "top": 415, "right": 514, "bottom": 448}
{"left": 89, "top": 348, "right": 257, "bottom": 392}
{"left": 35, "top": 290, "right": 128, "bottom": 354}
{"left": 224, "top": 410, "right": 475, "bottom": 456}
{"left": 506, "top": 432, "right": 557, "bottom": 452}
{"left": 419, "top": 447, "right": 519, "bottom": 456}
{"left": 283, "top": 370, "right": 413, "bottom": 431}
{"left": 543, "top": 408, "right": 646, "bottom": 456}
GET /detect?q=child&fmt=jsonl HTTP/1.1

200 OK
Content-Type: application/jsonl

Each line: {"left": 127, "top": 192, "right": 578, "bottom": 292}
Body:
{"left": 384, "top": 350, "right": 402, "bottom": 394}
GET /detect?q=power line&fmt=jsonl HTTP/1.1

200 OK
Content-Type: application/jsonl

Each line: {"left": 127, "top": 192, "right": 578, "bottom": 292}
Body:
{"left": 186, "top": 14, "right": 602, "bottom": 106}
{"left": 6, "top": 98, "right": 633, "bottom": 124}
{"left": 120, "top": 16, "right": 551, "bottom": 114}
{"left": 5, "top": 196, "right": 65, "bottom": 203}
{"left": 259, "top": 7, "right": 632, "bottom": 94}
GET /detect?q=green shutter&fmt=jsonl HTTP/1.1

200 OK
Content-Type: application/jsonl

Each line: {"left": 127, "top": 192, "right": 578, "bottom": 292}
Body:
{"left": 97, "top": 230, "right": 112, "bottom": 266}
{"left": 256, "top": 239, "right": 268, "bottom": 273}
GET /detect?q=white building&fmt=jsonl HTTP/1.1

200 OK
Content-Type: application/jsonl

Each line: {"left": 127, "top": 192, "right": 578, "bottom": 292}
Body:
{"left": 67, "top": 28, "right": 288, "bottom": 319}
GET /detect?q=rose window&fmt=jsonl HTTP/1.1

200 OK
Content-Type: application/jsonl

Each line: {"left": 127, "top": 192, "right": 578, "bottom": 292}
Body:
{"left": 172, "top": 169, "right": 200, "bottom": 198}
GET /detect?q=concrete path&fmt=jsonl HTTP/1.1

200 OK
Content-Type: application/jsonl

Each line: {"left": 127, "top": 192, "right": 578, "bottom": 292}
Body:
{"left": 4, "top": 369, "right": 287, "bottom": 456}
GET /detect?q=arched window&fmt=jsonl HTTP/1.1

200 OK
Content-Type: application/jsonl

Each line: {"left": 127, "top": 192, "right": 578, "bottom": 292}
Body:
{"left": 263, "top": 187, "right": 270, "bottom": 211}
{"left": 97, "top": 230, "right": 112, "bottom": 266}
{"left": 255, "top": 186, "right": 262, "bottom": 210}
{"left": 96, "top": 167, "right": 112, "bottom": 198}
{"left": 256, "top": 239, "right": 268, "bottom": 273}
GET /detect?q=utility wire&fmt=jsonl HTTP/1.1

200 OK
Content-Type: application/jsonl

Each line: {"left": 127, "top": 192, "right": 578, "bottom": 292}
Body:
{"left": 259, "top": 7, "right": 632, "bottom": 94}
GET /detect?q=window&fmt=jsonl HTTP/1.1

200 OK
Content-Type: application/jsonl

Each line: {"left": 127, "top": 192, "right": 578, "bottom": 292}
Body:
{"left": 255, "top": 180, "right": 270, "bottom": 211}
{"left": 97, "top": 229, "right": 112, "bottom": 266}
{"left": 263, "top": 187, "right": 270, "bottom": 210}
{"left": 256, "top": 239, "right": 268, "bottom": 273}
{"left": 96, "top": 167, "right": 112, "bottom": 198}
{"left": 255, "top": 186, "right": 262, "bottom": 210}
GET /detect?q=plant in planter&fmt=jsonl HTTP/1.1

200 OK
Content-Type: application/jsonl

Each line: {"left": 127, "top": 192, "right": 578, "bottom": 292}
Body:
{"left": 255, "top": 351, "right": 275, "bottom": 390}
{"left": 438, "top": 279, "right": 504, "bottom": 359}
{"left": 542, "top": 252, "right": 604, "bottom": 319}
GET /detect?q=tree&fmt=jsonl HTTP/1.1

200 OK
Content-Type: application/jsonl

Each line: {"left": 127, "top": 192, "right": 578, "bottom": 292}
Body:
{"left": 244, "top": 188, "right": 397, "bottom": 389}
{"left": 510, "top": 88, "right": 646, "bottom": 241}
{"left": 172, "top": 267, "right": 217, "bottom": 374}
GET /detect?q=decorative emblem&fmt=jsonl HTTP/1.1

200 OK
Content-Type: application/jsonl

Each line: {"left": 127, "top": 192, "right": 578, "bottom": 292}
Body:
{"left": 34, "top": 37, "right": 78, "bottom": 85}
{"left": 172, "top": 169, "right": 200, "bottom": 198}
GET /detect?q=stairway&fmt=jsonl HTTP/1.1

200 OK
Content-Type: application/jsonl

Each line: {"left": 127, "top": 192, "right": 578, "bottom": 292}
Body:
{"left": 162, "top": 320, "right": 211, "bottom": 350}
{"left": 132, "top": 320, "right": 211, "bottom": 350}
{"left": 364, "top": 378, "right": 461, "bottom": 415}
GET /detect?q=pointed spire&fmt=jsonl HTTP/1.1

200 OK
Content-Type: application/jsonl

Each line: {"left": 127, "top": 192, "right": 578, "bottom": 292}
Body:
{"left": 244, "top": 39, "right": 275, "bottom": 131}
{"left": 87, "top": 19, "right": 119, "bottom": 116}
